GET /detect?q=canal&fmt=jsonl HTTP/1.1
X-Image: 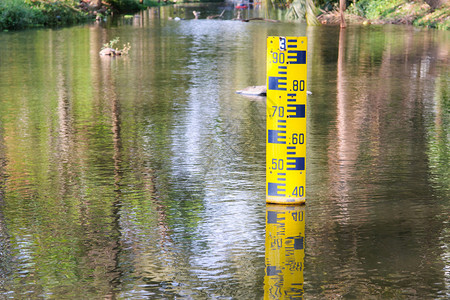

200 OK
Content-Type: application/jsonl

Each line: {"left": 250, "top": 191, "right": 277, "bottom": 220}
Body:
{"left": 0, "top": 5, "right": 448, "bottom": 299}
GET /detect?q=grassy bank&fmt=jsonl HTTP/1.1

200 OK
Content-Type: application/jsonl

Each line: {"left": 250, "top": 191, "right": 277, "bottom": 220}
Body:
{"left": 319, "top": 0, "right": 449, "bottom": 30}
{"left": 0, "top": 0, "right": 169, "bottom": 31}
{"left": 0, "top": 0, "right": 95, "bottom": 30}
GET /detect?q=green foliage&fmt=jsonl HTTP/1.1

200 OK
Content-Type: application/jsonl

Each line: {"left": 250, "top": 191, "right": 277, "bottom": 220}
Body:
{"left": 0, "top": 0, "right": 41, "bottom": 30}
{"left": 0, "top": 0, "right": 90, "bottom": 30}
{"left": 28, "top": 0, "right": 90, "bottom": 27}
{"left": 101, "top": 37, "right": 131, "bottom": 55}
{"left": 102, "top": 37, "right": 121, "bottom": 50}
{"left": 108, "top": 0, "right": 143, "bottom": 13}
{"left": 143, "top": 0, "right": 163, "bottom": 7}
{"left": 314, "top": 0, "right": 340, "bottom": 11}
{"left": 288, "top": 0, "right": 320, "bottom": 24}
{"left": 356, "top": 0, "right": 404, "bottom": 19}
{"left": 414, "top": 2, "right": 450, "bottom": 30}
{"left": 355, "top": 0, "right": 449, "bottom": 29}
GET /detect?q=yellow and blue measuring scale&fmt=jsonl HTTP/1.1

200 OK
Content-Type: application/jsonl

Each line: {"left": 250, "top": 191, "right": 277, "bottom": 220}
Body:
{"left": 266, "top": 36, "right": 307, "bottom": 205}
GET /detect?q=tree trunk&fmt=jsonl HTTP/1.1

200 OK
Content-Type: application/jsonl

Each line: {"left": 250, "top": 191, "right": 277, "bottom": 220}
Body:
{"left": 340, "top": 0, "right": 347, "bottom": 28}
{"left": 424, "top": 0, "right": 445, "bottom": 9}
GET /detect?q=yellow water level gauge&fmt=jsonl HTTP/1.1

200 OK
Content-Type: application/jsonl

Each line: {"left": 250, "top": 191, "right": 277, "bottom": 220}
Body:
{"left": 266, "top": 36, "right": 307, "bottom": 205}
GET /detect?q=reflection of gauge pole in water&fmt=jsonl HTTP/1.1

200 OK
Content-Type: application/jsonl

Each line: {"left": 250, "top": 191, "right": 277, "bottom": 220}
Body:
{"left": 266, "top": 36, "right": 307, "bottom": 205}
{"left": 265, "top": 204, "right": 305, "bottom": 299}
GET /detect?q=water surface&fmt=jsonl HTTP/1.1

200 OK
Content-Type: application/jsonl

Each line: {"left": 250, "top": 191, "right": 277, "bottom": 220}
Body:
{"left": 0, "top": 7, "right": 448, "bottom": 299}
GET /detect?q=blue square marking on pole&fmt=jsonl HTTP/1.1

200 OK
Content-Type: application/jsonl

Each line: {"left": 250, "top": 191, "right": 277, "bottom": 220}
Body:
{"left": 268, "top": 76, "right": 287, "bottom": 91}
{"left": 287, "top": 50, "right": 306, "bottom": 64}
{"left": 287, "top": 104, "right": 305, "bottom": 118}
{"left": 268, "top": 130, "right": 286, "bottom": 144}
{"left": 286, "top": 157, "right": 305, "bottom": 171}
{"left": 268, "top": 182, "right": 286, "bottom": 196}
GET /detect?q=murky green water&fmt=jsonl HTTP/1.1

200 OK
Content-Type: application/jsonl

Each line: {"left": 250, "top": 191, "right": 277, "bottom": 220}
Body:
{"left": 0, "top": 5, "right": 448, "bottom": 299}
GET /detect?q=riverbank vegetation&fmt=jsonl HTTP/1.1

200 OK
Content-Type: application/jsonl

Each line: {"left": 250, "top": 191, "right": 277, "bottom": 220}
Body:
{"left": 0, "top": 0, "right": 90, "bottom": 30}
{"left": 0, "top": 0, "right": 149, "bottom": 30}
{"left": 1, "top": 0, "right": 449, "bottom": 31}
{"left": 318, "top": 0, "right": 449, "bottom": 30}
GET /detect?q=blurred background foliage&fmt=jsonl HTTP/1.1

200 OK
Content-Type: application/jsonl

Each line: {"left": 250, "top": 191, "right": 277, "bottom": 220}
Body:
{"left": 0, "top": 1, "right": 448, "bottom": 32}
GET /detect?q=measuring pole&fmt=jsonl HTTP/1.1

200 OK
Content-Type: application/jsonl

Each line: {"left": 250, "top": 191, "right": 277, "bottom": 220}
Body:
{"left": 266, "top": 36, "right": 307, "bottom": 205}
